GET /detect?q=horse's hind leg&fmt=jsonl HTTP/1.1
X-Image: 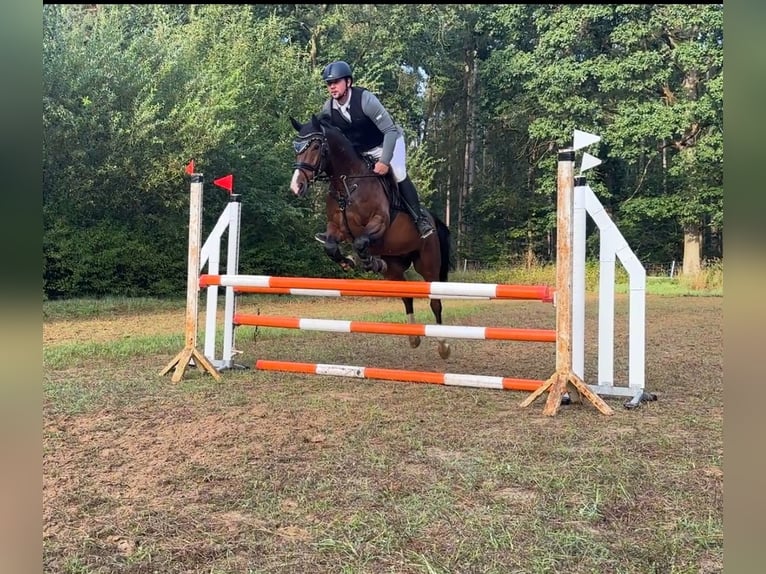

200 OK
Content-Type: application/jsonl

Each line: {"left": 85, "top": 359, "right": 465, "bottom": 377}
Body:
{"left": 414, "top": 251, "right": 451, "bottom": 360}
{"left": 402, "top": 296, "right": 421, "bottom": 349}
{"left": 403, "top": 295, "right": 451, "bottom": 358}
{"left": 429, "top": 297, "right": 451, "bottom": 359}
{"left": 384, "top": 259, "right": 420, "bottom": 348}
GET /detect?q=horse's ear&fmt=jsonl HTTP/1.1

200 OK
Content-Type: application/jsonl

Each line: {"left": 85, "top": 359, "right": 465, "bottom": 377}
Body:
{"left": 311, "top": 114, "right": 322, "bottom": 129}
{"left": 290, "top": 117, "right": 302, "bottom": 132}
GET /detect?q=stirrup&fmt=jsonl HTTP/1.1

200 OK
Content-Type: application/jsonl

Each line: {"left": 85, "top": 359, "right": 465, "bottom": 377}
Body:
{"left": 416, "top": 219, "right": 434, "bottom": 239}
{"left": 314, "top": 232, "right": 328, "bottom": 244}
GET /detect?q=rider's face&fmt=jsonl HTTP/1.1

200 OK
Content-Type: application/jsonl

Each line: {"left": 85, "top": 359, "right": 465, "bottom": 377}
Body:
{"left": 326, "top": 78, "right": 349, "bottom": 101}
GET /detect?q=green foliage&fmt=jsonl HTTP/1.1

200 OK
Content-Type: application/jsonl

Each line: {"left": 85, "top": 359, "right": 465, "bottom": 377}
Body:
{"left": 676, "top": 257, "right": 723, "bottom": 294}
{"left": 43, "top": 296, "right": 184, "bottom": 320}
{"left": 479, "top": 4, "right": 722, "bottom": 268}
{"left": 43, "top": 221, "right": 183, "bottom": 298}
{"left": 43, "top": 4, "right": 724, "bottom": 299}
{"left": 452, "top": 258, "right": 722, "bottom": 297}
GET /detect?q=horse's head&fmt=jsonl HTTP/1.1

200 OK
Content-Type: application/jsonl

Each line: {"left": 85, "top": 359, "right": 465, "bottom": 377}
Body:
{"left": 289, "top": 114, "right": 328, "bottom": 198}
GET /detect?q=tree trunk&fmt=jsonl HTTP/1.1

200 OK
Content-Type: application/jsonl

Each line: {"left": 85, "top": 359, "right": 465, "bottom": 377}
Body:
{"left": 526, "top": 227, "right": 535, "bottom": 269}
{"left": 525, "top": 159, "right": 536, "bottom": 267}
{"left": 682, "top": 222, "right": 702, "bottom": 276}
{"left": 459, "top": 49, "right": 478, "bottom": 262}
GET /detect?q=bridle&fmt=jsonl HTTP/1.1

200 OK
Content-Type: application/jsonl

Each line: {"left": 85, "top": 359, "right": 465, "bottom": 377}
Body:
{"left": 292, "top": 122, "right": 389, "bottom": 211}
{"left": 292, "top": 127, "right": 328, "bottom": 186}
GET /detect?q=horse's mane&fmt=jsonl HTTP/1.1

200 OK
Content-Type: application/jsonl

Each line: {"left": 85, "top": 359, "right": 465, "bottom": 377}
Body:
{"left": 312, "top": 114, "right": 370, "bottom": 173}
{"left": 314, "top": 115, "right": 350, "bottom": 146}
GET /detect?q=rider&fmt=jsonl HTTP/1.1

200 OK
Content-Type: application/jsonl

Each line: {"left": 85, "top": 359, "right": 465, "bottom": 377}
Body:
{"left": 314, "top": 60, "right": 434, "bottom": 242}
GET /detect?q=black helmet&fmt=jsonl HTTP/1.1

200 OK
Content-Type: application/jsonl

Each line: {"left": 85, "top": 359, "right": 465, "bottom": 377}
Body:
{"left": 322, "top": 61, "right": 353, "bottom": 83}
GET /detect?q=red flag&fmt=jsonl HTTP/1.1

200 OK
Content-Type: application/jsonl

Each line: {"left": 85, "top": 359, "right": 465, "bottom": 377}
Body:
{"left": 213, "top": 174, "right": 233, "bottom": 193}
{"left": 185, "top": 159, "right": 195, "bottom": 174}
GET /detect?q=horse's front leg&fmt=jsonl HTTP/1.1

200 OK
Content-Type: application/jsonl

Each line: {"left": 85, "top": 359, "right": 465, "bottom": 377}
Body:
{"left": 323, "top": 235, "right": 355, "bottom": 271}
{"left": 322, "top": 197, "right": 356, "bottom": 270}
{"left": 352, "top": 234, "right": 387, "bottom": 273}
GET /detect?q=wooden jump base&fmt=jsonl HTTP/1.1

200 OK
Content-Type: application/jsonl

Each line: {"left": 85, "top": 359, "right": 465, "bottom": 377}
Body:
{"left": 234, "top": 314, "right": 556, "bottom": 343}
{"left": 160, "top": 173, "right": 221, "bottom": 383}
{"left": 521, "top": 149, "right": 612, "bottom": 415}
{"left": 256, "top": 360, "right": 544, "bottom": 392}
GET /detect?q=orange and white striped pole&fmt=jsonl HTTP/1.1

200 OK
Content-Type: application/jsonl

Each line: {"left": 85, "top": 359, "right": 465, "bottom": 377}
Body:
{"left": 234, "top": 285, "right": 492, "bottom": 300}
{"left": 235, "top": 314, "right": 555, "bottom": 343}
{"left": 256, "top": 360, "right": 544, "bottom": 392}
{"left": 201, "top": 274, "right": 553, "bottom": 302}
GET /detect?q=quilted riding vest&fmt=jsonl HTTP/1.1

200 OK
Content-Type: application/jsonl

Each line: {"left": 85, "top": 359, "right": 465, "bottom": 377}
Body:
{"left": 328, "top": 87, "right": 384, "bottom": 153}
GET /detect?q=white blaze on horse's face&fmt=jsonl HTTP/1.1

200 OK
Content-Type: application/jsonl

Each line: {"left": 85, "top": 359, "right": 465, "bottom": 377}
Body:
{"left": 290, "top": 168, "right": 304, "bottom": 196}
{"left": 290, "top": 134, "right": 319, "bottom": 197}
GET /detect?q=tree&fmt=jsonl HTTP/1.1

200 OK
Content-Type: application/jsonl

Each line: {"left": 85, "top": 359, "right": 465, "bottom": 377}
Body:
{"left": 598, "top": 4, "right": 723, "bottom": 274}
{"left": 43, "top": 5, "right": 724, "bottom": 298}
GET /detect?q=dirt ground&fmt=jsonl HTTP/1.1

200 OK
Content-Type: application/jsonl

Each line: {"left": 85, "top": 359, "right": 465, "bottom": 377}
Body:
{"left": 43, "top": 294, "right": 723, "bottom": 573}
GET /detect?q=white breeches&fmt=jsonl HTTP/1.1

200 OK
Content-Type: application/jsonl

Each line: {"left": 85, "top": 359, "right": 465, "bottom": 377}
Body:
{"left": 366, "top": 135, "right": 407, "bottom": 182}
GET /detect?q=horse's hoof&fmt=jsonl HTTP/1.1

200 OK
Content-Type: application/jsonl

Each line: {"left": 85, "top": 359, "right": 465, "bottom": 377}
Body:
{"left": 340, "top": 256, "right": 356, "bottom": 270}
{"left": 368, "top": 257, "right": 386, "bottom": 273}
{"left": 438, "top": 342, "right": 451, "bottom": 360}
{"left": 363, "top": 257, "right": 387, "bottom": 274}
{"left": 409, "top": 335, "right": 421, "bottom": 349}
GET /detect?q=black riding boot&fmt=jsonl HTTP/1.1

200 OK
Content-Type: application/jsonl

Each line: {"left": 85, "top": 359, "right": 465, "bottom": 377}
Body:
{"left": 398, "top": 177, "right": 434, "bottom": 239}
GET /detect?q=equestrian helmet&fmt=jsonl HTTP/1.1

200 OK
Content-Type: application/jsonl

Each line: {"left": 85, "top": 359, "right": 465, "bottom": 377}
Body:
{"left": 322, "top": 61, "right": 353, "bottom": 83}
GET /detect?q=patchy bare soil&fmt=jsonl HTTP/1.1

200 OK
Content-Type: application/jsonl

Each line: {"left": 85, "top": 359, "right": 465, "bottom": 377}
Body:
{"left": 43, "top": 294, "right": 723, "bottom": 574}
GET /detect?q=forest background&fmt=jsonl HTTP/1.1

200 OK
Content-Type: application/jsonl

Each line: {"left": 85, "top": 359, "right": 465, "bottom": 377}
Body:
{"left": 42, "top": 4, "right": 723, "bottom": 299}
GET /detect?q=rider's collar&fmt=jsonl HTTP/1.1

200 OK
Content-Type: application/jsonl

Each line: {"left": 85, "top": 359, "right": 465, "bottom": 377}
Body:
{"left": 333, "top": 88, "right": 352, "bottom": 119}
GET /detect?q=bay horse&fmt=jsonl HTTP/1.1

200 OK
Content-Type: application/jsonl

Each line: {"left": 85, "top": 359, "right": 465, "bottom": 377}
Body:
{"left": 289, "top": 114, "right": 453, "bottom": 359}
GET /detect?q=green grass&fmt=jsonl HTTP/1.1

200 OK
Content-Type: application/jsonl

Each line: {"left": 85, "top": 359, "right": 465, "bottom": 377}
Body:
{"left": 636, "top": 276, "right": 723, "bottom": 297}
{"left": 43, "top": 300, "right": 499, "bottom": 371}
{"left": 43, "top": 333, "right": 185, "bottom": 369}
{"left": 43, "top": 292, "right": 500, "bottom": 347}
{"left": 42, "top": 296, "right": 185, "bottom": 320}
{"left": 44, "top": 295, "right": 723, "bottom": 574}
{"left": 451, "top": 259, "right": 723, "bottom": 297}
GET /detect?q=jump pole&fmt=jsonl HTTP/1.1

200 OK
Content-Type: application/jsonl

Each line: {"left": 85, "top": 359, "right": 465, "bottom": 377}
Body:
{"left": 234, "top": 313, "right": 556, "bottom": 342}
{"left": 519, "top": 149, "right": 613, "bottom": 416}
{"left": 201, "top": 274, "right": 553, "bottom": 301}
{"left": 256, "top": 360, "right": 544, "bottom": 392}
{"left": 160, "top": 171, "right": 221, "bottom": 382}
{"left": 234, "top": 286, "right": 510, "bottom": 300}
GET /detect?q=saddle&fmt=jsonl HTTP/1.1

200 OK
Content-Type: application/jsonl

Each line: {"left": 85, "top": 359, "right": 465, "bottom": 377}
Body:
{"left": 360, "top": 154, "right": 406, "bottom": 218}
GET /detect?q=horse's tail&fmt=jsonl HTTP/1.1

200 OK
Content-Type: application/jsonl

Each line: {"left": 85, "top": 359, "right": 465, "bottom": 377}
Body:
{"left": 432, "top": 214, "right": 453, "bottom": 282}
